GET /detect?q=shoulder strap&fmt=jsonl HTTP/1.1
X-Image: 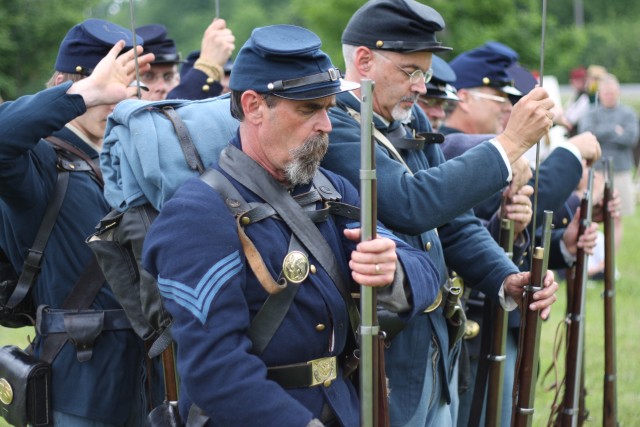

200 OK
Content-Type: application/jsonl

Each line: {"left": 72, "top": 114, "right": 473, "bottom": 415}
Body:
{"left": 45, "top": 136, "right": 104, "bottom": 187}
{"left": 219, "top": 146, "right": 361, "bottom": 336}
{"left": 6, "top": 170, "right": 69, "bottom": 310}
{"left": 162, "top": 106, "right": 206, "bottom": 174}
{"left": 199, "top": 169, "right": 285, "bottom": 296}
{"left": 345, "top": 106, "right": 414, "bottom": 176}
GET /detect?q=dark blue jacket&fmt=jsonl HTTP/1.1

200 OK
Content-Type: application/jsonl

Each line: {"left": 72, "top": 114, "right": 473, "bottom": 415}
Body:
{"left": 0, "top": 82, "right": 144, "bottom": 423}
{"left": 142, "top": 137, "right": 440, "bottom": 427}
{"left": 440, "top": 130, "right": 583, "bottom": 334}
{"left": 168, "top": 68, "right": 223, "bottom": 100}
{"left": 323, "top": 92, "right": 518, "bottom": 423}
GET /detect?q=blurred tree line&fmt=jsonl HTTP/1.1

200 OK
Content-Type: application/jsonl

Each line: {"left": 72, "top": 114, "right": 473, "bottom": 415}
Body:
{"left": 1, "top": 0, "right": 639, "bottom": 100}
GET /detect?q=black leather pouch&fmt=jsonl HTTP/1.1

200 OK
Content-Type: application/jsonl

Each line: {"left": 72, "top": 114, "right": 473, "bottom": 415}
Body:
{"left": 0, "top": 345, "right": 51, "bottom": 426}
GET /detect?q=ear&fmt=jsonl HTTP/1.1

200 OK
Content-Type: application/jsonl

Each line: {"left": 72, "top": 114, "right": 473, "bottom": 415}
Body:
{"left": 354, "top": 46, "right": 375, "bottom": 75}
{"left": 455, "top": 89, "right": 473, "bottom": 113}
{"left": 241, "top": 90, "right": 264, "bottom": 124}
{"left": 54, "top": 73, "right": 67, "bottom": 86}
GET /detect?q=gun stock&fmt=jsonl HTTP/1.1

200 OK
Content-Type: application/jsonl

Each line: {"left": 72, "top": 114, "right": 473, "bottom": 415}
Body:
{"left": 483, "top": 218, "right": 515, "bottom": 427}
{"left": 602, "top": 158, "right": 618, "bottom": 427}
{"left": 512, "top": 211, "right": 553, "bottom": 427}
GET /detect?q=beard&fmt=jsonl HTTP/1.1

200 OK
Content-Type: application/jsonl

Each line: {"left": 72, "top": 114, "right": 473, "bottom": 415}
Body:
{"left": 391, "top": 93, "right": 418, "bottom": 123}
{"left": 284, "top": 133, "right": 329, "bottom": 186}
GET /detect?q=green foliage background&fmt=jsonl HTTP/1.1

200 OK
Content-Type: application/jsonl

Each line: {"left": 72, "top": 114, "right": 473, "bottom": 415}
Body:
{"left": 1, "top": 0, "right": 640, "bottom": 100}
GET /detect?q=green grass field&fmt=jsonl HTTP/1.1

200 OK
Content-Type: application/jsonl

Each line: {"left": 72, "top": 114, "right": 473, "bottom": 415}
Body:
{"left": 2, "top": 210, "right": 639, "bottom": 427}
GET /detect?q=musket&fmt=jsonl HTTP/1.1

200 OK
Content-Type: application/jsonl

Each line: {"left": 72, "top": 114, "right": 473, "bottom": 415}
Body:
{"left": 511, "top": 210, "right": 553, "bottom": 427}
{"left": 359, "top": 79, "right": 388, "bottom": 427}
{"left": 469, "top": 213, "right": 515, "bottom": 427}
{"left": 511, "top": 3, "right": 550, "bottom": 426}
{"left": 558, "top": 168, "right": 595, "bottom": 427}
{"left": 484, "top": 217, "right": 514, "bottom": 426}
{"left": 602, "top": 158, "right": 618, "bottom": 427}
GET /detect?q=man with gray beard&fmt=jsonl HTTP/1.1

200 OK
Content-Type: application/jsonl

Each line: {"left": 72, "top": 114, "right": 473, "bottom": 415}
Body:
{"left": 285, "top": 133, "right": 330, "bottom": 186}
{"left": 142, "top": 24, "right": 442, "bottom": 427}
{"left": 322, "top": 1, "right": 559, "bottom": 426}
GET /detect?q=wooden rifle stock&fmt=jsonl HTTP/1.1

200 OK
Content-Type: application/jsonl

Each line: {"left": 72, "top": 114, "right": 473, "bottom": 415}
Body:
{"left": 358, "top": 79, "right": 389, "bottom": 427}
{"left": 602, "top": 158, "right": 618, "bottom": 427}
{"left": 162, "top": 344, "right": 179, "bottom": 402}
{"left": 483, "top": 218, "right": 515, "bottom": 427}
{"left": 559, "top": 168, "right": 594, "bottom": 427}
{"left": 512, "top": 211, "right": 553, "bottom": 427}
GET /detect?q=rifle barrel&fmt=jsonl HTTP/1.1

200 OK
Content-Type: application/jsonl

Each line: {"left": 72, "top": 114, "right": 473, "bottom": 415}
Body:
{"left": 359, "top": 79, "right": 379, "bottom": 427}
{"left": 602, "top": 158, "right": 618, "bottom": 427}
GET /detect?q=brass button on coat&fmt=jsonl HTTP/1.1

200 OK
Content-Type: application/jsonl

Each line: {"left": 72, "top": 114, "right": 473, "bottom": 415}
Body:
{"left": 315, "top": 324, "right": 325, "bottom": 331}
{"left": 310, "top": 265, "right": 317, "bottom": 274}
{"left": 202, "top": 84, "right": 210, "bottom": 92}
{"left": 425, "top": 241, "right": 432, "bottom": 251}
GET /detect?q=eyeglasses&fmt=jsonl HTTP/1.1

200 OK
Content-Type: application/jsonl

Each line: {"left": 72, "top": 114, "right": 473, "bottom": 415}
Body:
{"left": 418, "top": 97, "right": 451, "bottom": 110}
{"left": 140, "top": 71, "right": 179, "bottom": 84}
{"left": 374, "top": 51, "right": 433, "bottom": 85}
{"left": 468, "top": 90, "right": 509, "bottom": 104}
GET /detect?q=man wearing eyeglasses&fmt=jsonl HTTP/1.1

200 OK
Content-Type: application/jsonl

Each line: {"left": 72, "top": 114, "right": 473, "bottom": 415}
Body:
{"left": 136, "top": 21, "right": 235, "bottom": 101}
{"left": 416, "top": 55, "right": 460, "bottom": 131}
{"left": 439, "top": 42, "right": 601, "bottom": 427}
{"left": 321, "top": 1, "right": 560, "bottom": 426}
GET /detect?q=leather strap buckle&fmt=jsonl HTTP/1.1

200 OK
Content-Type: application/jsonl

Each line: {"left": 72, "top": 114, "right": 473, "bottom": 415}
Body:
{"left": 308, "top": 356, "right": 338, "bottom": 387}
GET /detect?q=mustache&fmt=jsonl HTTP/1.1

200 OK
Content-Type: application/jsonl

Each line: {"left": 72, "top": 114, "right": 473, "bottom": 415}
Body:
{"left": 400, "top": 93, "right": 419, "bottom": 103}
{"left": 285, "top": 133, "right": 329, "bottom": 186}
{"left": 290, "top": 133, "right": 329, "bottom": 159}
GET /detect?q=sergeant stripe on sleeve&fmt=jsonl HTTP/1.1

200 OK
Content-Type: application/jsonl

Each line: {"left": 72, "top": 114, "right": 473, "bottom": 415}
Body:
{"left": 157, "top": 250, "right": 243, "bottom": 324}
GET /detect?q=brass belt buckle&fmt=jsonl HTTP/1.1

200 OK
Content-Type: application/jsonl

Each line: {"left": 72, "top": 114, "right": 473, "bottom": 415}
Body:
{"left": 308, "top": 356, "right": 337, "bottom": 387}
{"left": 424, "top": 288, "right": 443, "bottom": 313}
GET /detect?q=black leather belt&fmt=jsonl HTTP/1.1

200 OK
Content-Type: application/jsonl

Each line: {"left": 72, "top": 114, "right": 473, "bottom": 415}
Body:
{"left": 267, "top": 356, "right": 338, "bottom": 388}
{"left": 36, "top": 307, "right": 132, "bottom": 335}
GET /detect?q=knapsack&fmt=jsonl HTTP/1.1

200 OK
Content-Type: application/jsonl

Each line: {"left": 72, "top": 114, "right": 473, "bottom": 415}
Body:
{"left": 88, "top": 95, "right": 239, "bottom": 356}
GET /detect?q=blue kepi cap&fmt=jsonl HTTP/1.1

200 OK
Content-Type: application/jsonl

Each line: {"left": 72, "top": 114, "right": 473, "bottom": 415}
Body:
{"left": 136, "top": 24, "right": 181, "bottom": 64}
{"left": 230, "top": 25, "right": 359, "bottom": 100}
{"left": 449, "top": 41, "right": 522, "bottom": 96}
{"left": 55, "top": 19, "right": 141, "bottom": 76}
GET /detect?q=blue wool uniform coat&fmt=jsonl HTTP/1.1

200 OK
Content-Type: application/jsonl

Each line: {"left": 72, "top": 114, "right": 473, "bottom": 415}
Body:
{"left": 168, "top": 68, "right": 223, "bottom": 100}
{"left": 322, "top": 92, "right": 519, "bottom": 425}
{"left": 0, "top": 82, "right": 144, "bottom": 423}
{"left": 440, "top": 130, "right": 583, "bottom": 330}
{"left": 142, "top": 137, "right": 440, "bottom": 427}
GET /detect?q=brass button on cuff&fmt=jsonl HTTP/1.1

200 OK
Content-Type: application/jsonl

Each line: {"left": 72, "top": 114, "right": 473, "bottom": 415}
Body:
{"left": 315, "top": 324, "right": 326, "bottom": 331}
{"left": 310, "top": 264, "right": 317, "bottom": 274}
{"left": 425, "top": 241, "right": 432, "bottom": 251}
